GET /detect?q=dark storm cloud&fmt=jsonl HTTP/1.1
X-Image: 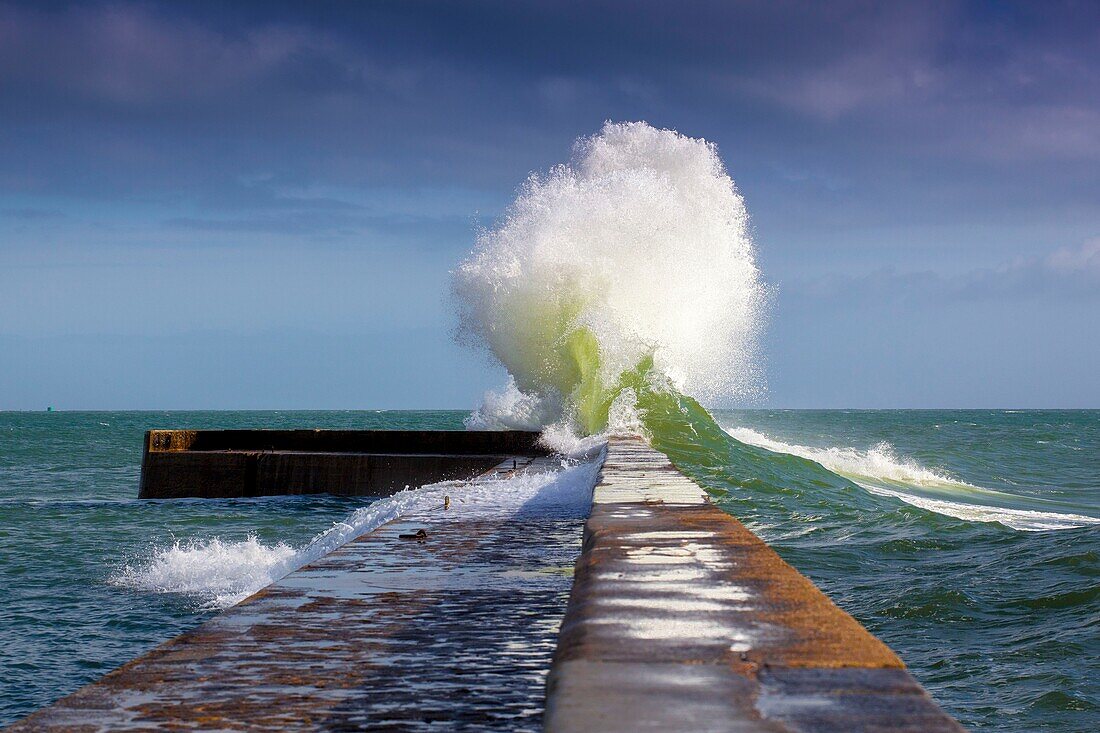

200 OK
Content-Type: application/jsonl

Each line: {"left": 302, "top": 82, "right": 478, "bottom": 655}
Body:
{"left": 0, "top": 0, "right": 1098, "bottom": 260}
{"left": 3, "top": 0, "right": 1099, "bottom": 201}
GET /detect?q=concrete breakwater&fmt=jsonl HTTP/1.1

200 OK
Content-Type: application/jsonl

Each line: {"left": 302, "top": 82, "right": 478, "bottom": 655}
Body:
{"left": 10, "top": 432, "right": 963, "bottom": 731}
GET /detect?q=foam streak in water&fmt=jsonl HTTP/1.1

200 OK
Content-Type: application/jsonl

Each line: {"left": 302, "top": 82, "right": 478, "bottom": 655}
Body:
{"left": 726, "top": 426, "right": 1100, "bottom": 531}
{"left": 726, "top": 427, "right": 975, "bottom": 489}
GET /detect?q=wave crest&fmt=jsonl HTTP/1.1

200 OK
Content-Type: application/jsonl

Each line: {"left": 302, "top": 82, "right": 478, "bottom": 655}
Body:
{"left": 726, "top": 426, "right": 973, "bottom": 489}
{"left": 726, "top": 426, "right": 1100, "bottom": 531}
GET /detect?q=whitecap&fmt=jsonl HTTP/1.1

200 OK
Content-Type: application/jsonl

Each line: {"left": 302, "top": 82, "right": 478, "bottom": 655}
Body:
{"left": 725, "top": 426, "right": 1099, "bottom": 532}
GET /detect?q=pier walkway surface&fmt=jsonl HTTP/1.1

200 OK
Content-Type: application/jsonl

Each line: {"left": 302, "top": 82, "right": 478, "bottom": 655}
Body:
{"left": 545, "top": 438, "right": 963, "bottom": 732}
{"left": 9, "top": 437, "right": 964, "bottom": 732}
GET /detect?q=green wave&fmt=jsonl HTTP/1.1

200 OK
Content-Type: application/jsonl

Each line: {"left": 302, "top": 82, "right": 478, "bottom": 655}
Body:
{"left": 635, "top": 378, "right": 868, "bottom": 506}
{"left": 560, "top": 335, "right": 869, "bottom": 511}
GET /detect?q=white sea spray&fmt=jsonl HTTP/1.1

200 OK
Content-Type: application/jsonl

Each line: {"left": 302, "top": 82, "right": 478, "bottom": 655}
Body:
{"left": 453, "top": 121, "right": 767, "bottom": 432}
{"left": 112, "top": 455, "right": 602, "bottom": 608}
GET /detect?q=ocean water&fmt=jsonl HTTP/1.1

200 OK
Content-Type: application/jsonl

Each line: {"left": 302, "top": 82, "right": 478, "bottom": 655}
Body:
{"left": 655, "top": 406, "right": 1100, "bottom": 732}
{"left": 2, "top": 409, "right": 1097, "bottom": 731}
{"left": 0, "top": 410, "right": 467, "bottom": 726}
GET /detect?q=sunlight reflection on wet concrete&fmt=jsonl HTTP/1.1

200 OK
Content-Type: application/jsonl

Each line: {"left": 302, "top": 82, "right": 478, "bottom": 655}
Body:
{"left": 545, "top": 438, "right": 965, "bottom": 733}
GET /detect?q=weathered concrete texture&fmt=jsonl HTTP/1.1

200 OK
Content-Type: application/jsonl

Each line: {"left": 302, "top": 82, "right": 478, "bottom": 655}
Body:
{"left": 10, "top": 456, "right": 583, "bottom": 732}
{"left": 545, "top": 437, "right": 965, "bottom": 733}
{"left": 140, "top": 429, "right": 546, "bottom": 499}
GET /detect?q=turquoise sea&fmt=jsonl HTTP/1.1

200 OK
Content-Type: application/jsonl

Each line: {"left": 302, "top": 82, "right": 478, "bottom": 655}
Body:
{"left": 1, "top": 409, "right": 1098, "bottom": 731}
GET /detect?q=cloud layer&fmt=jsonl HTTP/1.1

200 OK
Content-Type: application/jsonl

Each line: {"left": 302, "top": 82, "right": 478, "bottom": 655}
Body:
{"left": 1, "top": 0, "right": 1098, "bottom": 407}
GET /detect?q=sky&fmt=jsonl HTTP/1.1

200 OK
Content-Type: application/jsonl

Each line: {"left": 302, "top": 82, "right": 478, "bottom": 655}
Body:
{"left": 1, "top": 0, "right": 1098, "bottom": 410}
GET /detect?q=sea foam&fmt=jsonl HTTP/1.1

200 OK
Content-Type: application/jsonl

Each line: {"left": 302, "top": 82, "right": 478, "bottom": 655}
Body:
{"left": 726, "top": 426, "right": 1100, "bottom": 531}
{"left": 726, "top": 426, "right": 975, "bottom": 489}
{"left": 112, "top": 454, "right": 601, "bottom": 608}
{"left": 454, "top": 121, "right": 766, "bottom": 433}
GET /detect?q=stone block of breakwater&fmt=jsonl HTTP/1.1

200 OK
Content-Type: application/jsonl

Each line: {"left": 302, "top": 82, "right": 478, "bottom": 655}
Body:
{"left": 544, "top": 436, "right": 965, "bottom": 733}
{"left": 139, "top": 429, "right": 547, "bottom": 499}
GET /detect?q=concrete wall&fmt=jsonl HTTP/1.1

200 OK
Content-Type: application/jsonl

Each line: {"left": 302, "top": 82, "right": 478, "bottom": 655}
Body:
{"left": 144, "top": 428, "right": 545, "bottom": 455}
{"left": 139, "top": 429, "right": 545, "bottom": 499}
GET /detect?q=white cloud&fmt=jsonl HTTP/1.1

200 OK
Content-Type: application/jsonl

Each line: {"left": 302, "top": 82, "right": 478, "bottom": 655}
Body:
{"left": 1042, "top": 238, "right": 1100, "bottom": 276}
{"left": 795, "top": 238, "right": 1100, "bottom": 304}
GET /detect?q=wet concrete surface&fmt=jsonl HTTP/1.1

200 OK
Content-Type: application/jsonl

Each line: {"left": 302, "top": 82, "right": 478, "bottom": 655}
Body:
{"left": 545, "top": 438, "right": 965, "bottom": 733}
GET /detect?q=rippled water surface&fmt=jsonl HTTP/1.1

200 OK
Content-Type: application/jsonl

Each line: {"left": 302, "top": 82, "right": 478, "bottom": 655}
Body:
{"left": 1, "top": 410, "right": 1097, "bottom": 731}
{"left": 0, "top": 410, "right": 464, "bottom": 725}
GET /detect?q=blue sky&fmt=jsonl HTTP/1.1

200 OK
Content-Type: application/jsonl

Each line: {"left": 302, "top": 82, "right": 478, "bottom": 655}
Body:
{"left": 1, "top": 0, "right": 1098, "bottom": 409}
